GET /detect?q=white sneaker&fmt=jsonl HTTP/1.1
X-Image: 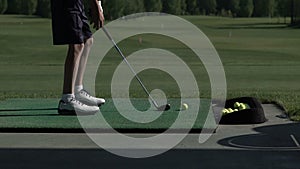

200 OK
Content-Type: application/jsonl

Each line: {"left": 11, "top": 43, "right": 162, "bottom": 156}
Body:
{"left": 58, "top": 98, "right": 99, "bottom": 116}
{"left": 76, "top": 89, "right": 106, "bottom": 106}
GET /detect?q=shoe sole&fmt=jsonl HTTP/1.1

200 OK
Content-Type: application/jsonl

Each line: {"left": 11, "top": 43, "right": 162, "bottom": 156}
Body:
{"left": 98, "top": 103, "right": 105, "bottom": 107}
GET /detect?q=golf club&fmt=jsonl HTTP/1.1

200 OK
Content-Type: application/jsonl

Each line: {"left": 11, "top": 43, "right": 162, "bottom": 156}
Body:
{"left": 102, "top": 26, "right": 170, "bottom": 111}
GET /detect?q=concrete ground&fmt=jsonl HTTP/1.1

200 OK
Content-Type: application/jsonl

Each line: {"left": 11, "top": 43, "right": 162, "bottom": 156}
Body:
{"left": 0, "top": 104, "right": 299, "bottom": 169}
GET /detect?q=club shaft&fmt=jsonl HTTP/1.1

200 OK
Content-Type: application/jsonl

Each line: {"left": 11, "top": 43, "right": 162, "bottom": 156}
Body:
{"left": 102, "top": 27, "right": 159, "bottom": 108}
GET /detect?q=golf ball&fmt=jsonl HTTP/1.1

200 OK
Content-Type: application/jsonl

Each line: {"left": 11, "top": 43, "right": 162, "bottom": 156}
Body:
{"left": 182, "top": 103, "right": 189, "bottom": 110}
{"left": 234, "top": 102, "right": 240, "bottom": 108}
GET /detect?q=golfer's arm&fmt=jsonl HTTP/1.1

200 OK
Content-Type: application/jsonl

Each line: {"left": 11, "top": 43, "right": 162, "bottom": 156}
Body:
{"left": 90, "top": 0, "right": 103, "bottom": 12}
{"left": 98, "top": 0, "right": 103, "bottom": 12}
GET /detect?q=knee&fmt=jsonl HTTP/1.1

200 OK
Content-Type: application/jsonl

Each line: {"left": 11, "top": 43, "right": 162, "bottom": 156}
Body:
{"left": 85, "top": 38, "right": 94, "bottom": 48}
{"left": 69, "top": 43, "right": 85, "bottom": 56}
{"left": 78, "top": 43, "right": 85, "bottom": 49}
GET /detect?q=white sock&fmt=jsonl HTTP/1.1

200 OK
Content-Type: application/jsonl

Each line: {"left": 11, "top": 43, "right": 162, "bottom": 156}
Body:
{"left": 62, "top": 94, "right": 75, "bottom": 102}
{"left": 75, "top": 85, "right": 83, "bottom": 93}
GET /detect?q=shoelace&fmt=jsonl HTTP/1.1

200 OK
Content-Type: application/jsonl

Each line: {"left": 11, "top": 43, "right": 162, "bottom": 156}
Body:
{"left": 80, "top": 90, "right": 93, "bottom": 98}
{"left": 70, "top": 97, "right": 85, "bottom": 106}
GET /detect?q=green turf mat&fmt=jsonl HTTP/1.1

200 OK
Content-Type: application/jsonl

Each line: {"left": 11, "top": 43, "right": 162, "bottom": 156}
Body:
{"left": 0, "top": 98, "right": 217, "bottom": 132}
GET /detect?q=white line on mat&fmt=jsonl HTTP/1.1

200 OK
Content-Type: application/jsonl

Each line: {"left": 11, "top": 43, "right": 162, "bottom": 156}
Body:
{"left": 290, "top": 135, "right": 300, "bottom": 148}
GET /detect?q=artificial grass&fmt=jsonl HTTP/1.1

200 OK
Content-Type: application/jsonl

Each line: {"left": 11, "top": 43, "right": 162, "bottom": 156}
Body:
{"left": 0, "top": 98, "right": 213, "bottom": 131}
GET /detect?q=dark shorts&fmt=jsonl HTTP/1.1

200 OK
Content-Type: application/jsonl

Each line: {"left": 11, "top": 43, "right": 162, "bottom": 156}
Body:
{"left": 51, "top": 0, "right": 93, "bottom": 45}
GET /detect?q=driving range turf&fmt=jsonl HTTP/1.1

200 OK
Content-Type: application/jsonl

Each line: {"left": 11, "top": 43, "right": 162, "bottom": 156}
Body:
{"left": 0, "top": 98, "right": 215, "bottom": 132}
{"left": 0, "top": 14, "right": 300, "bottom": 130}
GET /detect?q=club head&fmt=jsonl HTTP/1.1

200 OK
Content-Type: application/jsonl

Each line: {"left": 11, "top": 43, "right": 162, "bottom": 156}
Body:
{"left": 157, "top": 104, "right": 171, "bottom": 111}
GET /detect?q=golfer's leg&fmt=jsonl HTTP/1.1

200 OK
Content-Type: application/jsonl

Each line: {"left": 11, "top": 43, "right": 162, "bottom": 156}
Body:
{"left": 59, "top": 43, "right": 100, "bottom": 115}
{"left": 74, "top": 37, "right": 106, "bottom": 106}
{"left": 75, "top": 37, "right": 93, "bottom": 87}
{"left": 63, "top": 43, "right": 85, "bottom": 94}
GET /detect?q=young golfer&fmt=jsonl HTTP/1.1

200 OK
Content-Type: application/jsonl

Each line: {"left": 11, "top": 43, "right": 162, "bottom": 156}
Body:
{"left": 51, "top": 0, "right": 105, "bottom": 115}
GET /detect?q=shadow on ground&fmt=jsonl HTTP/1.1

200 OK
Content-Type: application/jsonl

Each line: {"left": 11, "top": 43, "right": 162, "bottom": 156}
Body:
{"left": 0, "top": 108, "right": 58, "bottom": 117}
{"left": 218, "top": 123, "right": 300, "bottom": 150}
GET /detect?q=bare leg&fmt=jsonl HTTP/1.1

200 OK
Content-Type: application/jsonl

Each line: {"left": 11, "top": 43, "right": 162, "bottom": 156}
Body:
{"left": 75, "top": 37, "right": 94, "bottom": 87}
{"left": 59, "top": 43, "right": 100, "bottom": 115}
{"left": 63, "top": 43, "right": 85, "bottom": 94}
{"left": 73, "top": 37, "right": 105, "bottom": 106}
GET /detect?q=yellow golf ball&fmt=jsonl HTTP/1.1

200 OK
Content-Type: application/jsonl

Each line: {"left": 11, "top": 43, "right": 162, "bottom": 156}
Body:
{"left": 239, "top": 103, "right": 247, "bottom": 110}
{"left": 234, "top": 102, "right": 241, "bottom": 108}
{"left": 222, "top": 109, "right": 230, "bottom": 115}
{"left": 182, "top": 103, "right": 189, "bottom": 110}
